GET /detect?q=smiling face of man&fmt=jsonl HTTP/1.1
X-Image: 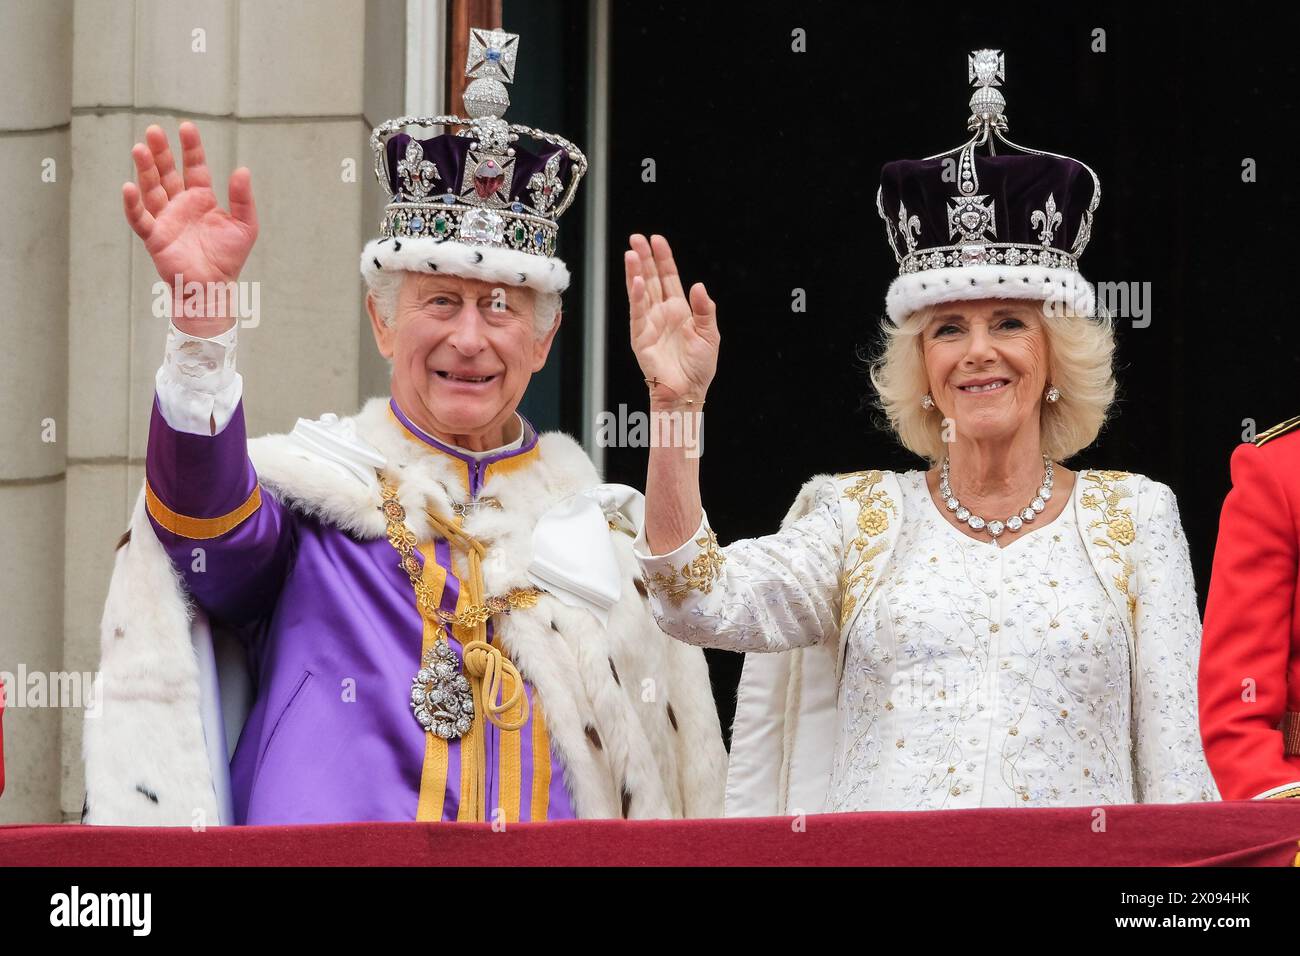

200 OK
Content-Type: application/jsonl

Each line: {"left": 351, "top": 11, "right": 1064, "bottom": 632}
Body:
{"left": 920, "top": 298, "right": 1050, "bottom": 448}
{"left": 367, "top": 271, "right": 561, "bottom": 450}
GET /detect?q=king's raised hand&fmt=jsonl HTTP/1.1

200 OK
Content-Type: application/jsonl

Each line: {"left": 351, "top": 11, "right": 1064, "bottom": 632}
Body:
{"left": 121, "top": 122, "right": 259, "bottom": 331}
{"left": 625, "top": 234, "right": 719, "bottom": 408}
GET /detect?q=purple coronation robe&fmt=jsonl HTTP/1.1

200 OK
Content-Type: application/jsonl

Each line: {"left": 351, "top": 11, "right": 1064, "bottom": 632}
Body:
{"left": 144, "top": 394, "right": 576, "bottom": 825}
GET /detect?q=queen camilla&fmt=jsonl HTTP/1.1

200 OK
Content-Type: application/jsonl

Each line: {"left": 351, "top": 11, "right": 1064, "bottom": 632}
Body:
{"left": 625, "top": 50, "right": 1217, "bottom": 814}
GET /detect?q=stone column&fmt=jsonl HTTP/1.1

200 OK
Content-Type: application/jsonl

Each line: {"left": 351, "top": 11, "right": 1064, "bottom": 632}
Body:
{"left": 0, "top": 0, "right": 73, "bottom": 824}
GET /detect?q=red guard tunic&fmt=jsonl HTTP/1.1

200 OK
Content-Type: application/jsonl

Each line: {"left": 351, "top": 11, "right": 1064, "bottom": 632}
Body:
{"left": 1200, "top": 416, "right": 1300, "bottom": 799}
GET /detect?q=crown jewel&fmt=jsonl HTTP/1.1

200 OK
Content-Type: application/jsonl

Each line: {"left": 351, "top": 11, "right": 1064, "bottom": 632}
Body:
{"left": 369, "top": 27, "right": 587, "bottom": 263}
{"left": 876, "top": 49, "right": 1101, "bottom": 282}
{"left": 967, "top": 49, "right": 1006, "bottom": 128}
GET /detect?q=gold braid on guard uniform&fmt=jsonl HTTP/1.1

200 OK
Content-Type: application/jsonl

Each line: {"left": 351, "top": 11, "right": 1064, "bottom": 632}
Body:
{"left": 1254, "top": 415, "right": 1300, "bottom": 447}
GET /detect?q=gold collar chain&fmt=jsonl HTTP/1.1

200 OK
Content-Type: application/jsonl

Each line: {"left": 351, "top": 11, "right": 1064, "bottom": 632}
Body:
{"left": 378, "top": 474, "right": 541, "bottom": 740}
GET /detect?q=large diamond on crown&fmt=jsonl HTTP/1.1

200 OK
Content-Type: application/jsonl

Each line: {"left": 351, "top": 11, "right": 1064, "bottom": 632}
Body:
{"left": 460, "top": 207, "right": 505, "bottom": 244}
{"left": 948, "top": 194, "right": 997, "bottom": 242}
{"left": 969, "top": 49, "right": 1004, "bottom": 88}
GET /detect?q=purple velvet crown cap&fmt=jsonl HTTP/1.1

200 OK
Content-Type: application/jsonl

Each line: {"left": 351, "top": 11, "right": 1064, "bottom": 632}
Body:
{"left": 384, "top": 132, "right": 573, "bottom": 210}
{"left": 879, "top": 152, "right": 1097, "bottom": 257}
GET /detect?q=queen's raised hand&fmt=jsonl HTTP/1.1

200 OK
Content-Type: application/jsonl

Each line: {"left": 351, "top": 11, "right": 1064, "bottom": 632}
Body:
{"left": 625, "top": 234, "right": 719, "bottom": 407}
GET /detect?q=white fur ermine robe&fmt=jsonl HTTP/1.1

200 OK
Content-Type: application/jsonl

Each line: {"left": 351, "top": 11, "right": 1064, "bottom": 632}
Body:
{"left": 83, "top": 396, "right": 727, "bottom": 825}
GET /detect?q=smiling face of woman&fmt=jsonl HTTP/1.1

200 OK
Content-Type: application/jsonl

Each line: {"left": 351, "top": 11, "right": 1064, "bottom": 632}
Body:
{"left": 920, "top": 298, "right": 1050, "bottom": 448}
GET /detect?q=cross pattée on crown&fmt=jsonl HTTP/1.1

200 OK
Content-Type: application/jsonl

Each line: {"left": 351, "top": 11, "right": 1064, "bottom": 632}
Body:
{"left": 461, "top": 27, "right": 519, "bottom": 121}
{"left": 967, "top": 48, "right": 1008, "bottom": 130}
{"left": 466, "top": 27, "right": 519, "bottom": 83}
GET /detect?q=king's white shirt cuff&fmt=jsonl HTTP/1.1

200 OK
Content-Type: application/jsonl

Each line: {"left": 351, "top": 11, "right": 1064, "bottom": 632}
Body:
{"left": 155, "top": 322, "right": 242, "bottom": 436}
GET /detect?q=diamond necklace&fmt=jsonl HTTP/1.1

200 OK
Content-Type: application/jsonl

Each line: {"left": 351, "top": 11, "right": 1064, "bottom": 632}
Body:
{"left": 938, "top": 456, "right": 1054, "bottom": 539}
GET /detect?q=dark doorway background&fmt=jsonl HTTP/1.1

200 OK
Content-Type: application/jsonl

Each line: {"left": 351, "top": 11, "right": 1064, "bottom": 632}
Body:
{"left": 503, "top": 0, "right": 589, "bottom": 434}
{"left": 601, "top": 2, "right": 1300, "bottom": 741}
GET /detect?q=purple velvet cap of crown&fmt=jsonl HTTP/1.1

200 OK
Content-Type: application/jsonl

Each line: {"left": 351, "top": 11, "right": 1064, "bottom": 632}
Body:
{"left": 384, "top": 132, "right": 574, "bottom": 211}
{"left": 879, "top": 151, "right": 1097, "bottom": 262}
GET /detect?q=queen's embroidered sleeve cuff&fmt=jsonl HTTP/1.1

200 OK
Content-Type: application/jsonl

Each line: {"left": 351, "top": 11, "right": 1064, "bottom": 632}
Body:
{"left": 156, "top": 322, "right": 242, "bottom": 436}
{"left": 632, "top": 511, "right": 725, "bottom": 609}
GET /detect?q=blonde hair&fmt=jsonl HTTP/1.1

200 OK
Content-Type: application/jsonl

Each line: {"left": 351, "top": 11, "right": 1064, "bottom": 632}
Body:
{"left": 868, "top": 300, "right": 1117, "bottom": 463}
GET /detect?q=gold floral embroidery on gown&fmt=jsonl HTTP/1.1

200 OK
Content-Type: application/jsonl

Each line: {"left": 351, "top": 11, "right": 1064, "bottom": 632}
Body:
{"left": 647, "top": 527, "right": 726, "bottom": 608}
{"left": 1078, "top": 470, "right": 1138, "bottom": 629}
{"left": 837, "top": 470, "right": 897, "bottom": 629}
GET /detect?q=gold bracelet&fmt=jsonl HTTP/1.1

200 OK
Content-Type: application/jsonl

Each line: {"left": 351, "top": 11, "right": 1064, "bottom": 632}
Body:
{"left": 645, "top": 377, "right": 705, "bottom": 406}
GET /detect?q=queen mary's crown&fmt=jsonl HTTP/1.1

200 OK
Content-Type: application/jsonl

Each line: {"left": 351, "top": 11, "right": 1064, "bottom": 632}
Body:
{"left": 876, "top": 49, "right": 1102, "bottom": 324}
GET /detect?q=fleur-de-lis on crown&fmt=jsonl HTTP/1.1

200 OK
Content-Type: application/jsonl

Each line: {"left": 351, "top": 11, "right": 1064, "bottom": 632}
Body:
{"left": 397, "top": 140, "right": 440, "bottom": 200}
{"left": 527, "top": 151, "right": 566, "bottom": 215}
{"left": 898, "top": 202, "right": 921, "bottom": 255}
{"left": 1031, "top": 193, "right": 1063, "bottom": 246}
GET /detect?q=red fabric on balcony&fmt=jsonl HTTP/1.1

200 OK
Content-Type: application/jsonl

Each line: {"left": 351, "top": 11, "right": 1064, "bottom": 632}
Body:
{"left": 2, "top": 801, "right": 1299, "bottom": 866}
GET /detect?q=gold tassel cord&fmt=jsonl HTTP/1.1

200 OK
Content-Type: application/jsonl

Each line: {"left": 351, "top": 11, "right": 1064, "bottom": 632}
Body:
{"left": 463, "top": 640, "right": 530, "bottom": 732}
